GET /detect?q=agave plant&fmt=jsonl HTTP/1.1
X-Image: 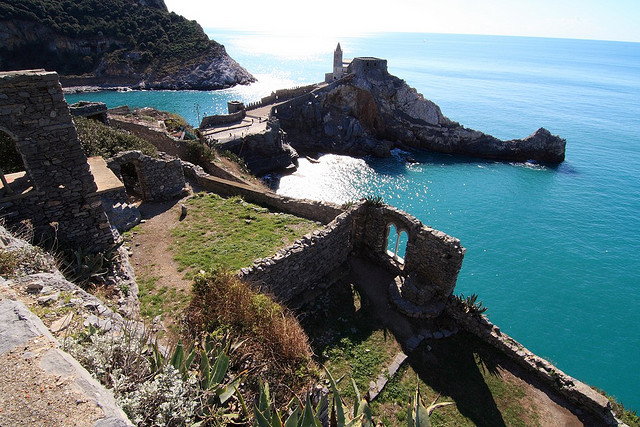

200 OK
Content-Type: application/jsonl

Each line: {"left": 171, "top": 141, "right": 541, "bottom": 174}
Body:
{"left": 455, "top": 293, "right": 488, "bottom": 316}
{"left": 253, "top": 367, "right": 374, "bottom": 427}
{"left": 151, "top": 331, "right": 247, "bottom": 424}
{"left": 408, "top": 382, "right": 455, "bottom": 427}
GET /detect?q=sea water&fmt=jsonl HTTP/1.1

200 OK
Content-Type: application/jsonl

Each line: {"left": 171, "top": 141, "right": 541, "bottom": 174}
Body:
{"left": 65, "top": 32, "right": 640, "bottom": 411}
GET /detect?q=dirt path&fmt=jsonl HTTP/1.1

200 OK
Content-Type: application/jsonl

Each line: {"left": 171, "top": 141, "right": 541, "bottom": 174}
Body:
{"left": 128, "top": 198, "right": 193, "bottom": 337}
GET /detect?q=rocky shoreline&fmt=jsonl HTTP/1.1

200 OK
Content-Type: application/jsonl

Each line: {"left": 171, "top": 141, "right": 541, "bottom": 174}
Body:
{"left": 272, "top": 68, "right": 566, "bottom": 164}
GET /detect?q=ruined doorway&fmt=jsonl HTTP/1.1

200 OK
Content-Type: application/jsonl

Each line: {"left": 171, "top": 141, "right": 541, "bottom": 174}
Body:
{"left": 386, "top": 223, "right": 408, "bottom": 264}
{"left": 0, "top": 130, "right": 32, "bottom": 197}
{"left": 119, "top": 161, "right": 144, "bottom": 199}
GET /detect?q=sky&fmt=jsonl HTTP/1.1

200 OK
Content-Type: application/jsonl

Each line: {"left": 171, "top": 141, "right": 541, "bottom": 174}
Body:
{"left": 163, "top": 0, "right": 640, "bottom": 43}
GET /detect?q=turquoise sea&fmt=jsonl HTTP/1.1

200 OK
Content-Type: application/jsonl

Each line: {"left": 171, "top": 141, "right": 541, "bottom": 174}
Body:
{"left": 66, "top": 31, "right": 640, "bottom": 411}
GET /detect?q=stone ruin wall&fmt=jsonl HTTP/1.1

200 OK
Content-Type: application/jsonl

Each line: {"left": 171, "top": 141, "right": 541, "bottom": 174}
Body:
{"left": 445, "top": 302, "right": 618, "bottom": 424}
{"left": 0, "top": 70, "right": 114, "bottom": 252}
{"left": 239, "top": 208, "right": 355, "bottom": 303}
{"left": 236, "top": 200, "right": 465, "bottom": 306}
{"left": 354, "top": 204, "right": 465, "bottom": 300}
{"left": 245, "top": 84, "right": 318, "bottom": 111}
{"left": 230, "top": 192, "right": 618, "bottom": 424}
{"left": 182, "top": 161, "right": 343, "bottom": 225}
{"left": 107, "top": 150, "right": 186, "bottom": 202}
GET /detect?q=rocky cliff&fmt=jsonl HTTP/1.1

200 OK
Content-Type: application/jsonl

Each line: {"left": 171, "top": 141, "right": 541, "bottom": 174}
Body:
{"left": 214, "top": 119, "right": 299, "bottom": 175}
{"left": 274, "top": 69, "right": 565, "bottom": 163}
{"left": 0, "top": 0, "right": 254, "bottom": 90}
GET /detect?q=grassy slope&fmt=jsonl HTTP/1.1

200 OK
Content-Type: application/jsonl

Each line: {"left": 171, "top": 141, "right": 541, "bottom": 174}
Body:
{"left": 170, "top": 193, "right": 319, "bottom": 275}
{"left": 307, "top": 282, "right": 543, "bottom": 427}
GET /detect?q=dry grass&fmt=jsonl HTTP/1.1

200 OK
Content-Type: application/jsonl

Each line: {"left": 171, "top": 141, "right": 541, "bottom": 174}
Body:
{"left": 184, "top": 268, "right": 316, "bottom": 402}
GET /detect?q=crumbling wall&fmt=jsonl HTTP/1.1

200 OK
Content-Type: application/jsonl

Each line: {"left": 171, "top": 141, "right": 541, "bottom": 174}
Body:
{"left": 107, "top": 150, "right": 185, "bottom": 201}
{"left": 182, "top": 161, "right": 343, "bottom": 224}
{"left": 0, "top": 70, "right": 114, "bottom": 252}
{"left": 355, "top": 204, "right": 465, "bottom": 300}
{"left": 238, "top": 209, "right": 355, "bottom": 303}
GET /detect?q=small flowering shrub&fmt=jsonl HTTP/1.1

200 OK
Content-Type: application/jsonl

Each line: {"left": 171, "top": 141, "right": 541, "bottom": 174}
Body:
{"left": 67, "top": 323, "right": 243, "bottom": 426}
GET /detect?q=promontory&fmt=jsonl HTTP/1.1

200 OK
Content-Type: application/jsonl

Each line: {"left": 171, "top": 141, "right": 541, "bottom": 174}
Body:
{"left": 0, "top": 0, "right": 254, "bottom": 90}
{"left": 272, "top": 55, "right": 566, "bottom": 163}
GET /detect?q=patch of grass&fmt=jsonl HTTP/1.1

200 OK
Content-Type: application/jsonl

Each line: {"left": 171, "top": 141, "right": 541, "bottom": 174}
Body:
{"left": 137, "top": 274, "right": 162, "bottom": 319}
{"left": 169, "top": 193, "right": 318, "bottom": 275}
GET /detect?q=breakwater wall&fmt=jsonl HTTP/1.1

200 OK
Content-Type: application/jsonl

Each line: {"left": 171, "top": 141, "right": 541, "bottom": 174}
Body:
{"left": 245, "top": 84, "right": 318, "bottom": 111}
{"left": 199, "top": 110, "right": 245, "bottom": 129}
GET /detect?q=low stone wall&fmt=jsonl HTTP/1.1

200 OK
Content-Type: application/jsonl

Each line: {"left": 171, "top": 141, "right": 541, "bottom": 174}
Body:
{"left": 446, "top": 301, "right": 621, "bottom": 425}
{"left": 239, "top": 209, "right": 355, "bottom": 303}
{"left": 245, "top": 84, "right": 318, "bottom": 111}
{"left": 182, "top": 161, "right": 343, "bottom": 224}
{"left": 107, "top": 151, "right": 185, "bottom": 201}
{"left": 199, "top": 110, "right": 245, "bottom": 129}
{"left": 69, "top": 101, "right": 108, "bottom": 124}
{"left": 110, "top": 117, "right": 244, "bottom": 183}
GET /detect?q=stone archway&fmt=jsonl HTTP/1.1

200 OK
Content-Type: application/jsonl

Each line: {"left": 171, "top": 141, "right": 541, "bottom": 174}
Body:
{"left": 0, "top": 129, "right": 26, "bottom": 196}
{"left": 0, "top": 70, "right": 114, "bottom": 251}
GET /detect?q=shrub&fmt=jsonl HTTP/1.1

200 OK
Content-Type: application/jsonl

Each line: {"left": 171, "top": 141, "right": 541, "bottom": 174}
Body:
{"left": 185, "top": 268, "right": 315, "bottom": 401}
{"left": 453, "top": 293, "right": 488, "bottom": 316}
{"left": 67, "top": 322, "right": 244, "bottom": 426}
{"left": 73, "top": 116, "right": 158, "bottom": 158}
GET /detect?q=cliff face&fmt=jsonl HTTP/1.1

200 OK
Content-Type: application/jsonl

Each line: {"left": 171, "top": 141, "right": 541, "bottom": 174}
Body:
{"left": 274, "top": 70, "right": 565, "bottom": 162}
{"left": 0, "top": 0, "right": 255, "bottom": 90}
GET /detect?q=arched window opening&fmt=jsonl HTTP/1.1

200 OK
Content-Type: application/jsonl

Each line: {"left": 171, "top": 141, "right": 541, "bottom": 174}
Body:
{"left": 386, "top": 223, "right": 408, "bottom": 264}
{"left": 0, "top": 131, "right": 32, "bottom": 197}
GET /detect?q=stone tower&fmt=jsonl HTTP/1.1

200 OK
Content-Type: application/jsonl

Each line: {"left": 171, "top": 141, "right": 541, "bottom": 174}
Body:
{"left": 333, "top": 43, "right": 343, "bottom": 80}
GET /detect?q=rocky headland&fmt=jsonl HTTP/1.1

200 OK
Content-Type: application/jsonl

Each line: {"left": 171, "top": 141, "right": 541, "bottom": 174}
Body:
{"left": 0, "top": 0, "right": 254, "bottom": 90}
{"left": 273, "top": 64, "right": 566, "bottom": 163}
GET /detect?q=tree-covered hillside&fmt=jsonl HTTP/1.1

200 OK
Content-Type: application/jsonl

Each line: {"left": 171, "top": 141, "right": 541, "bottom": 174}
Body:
{"left": 0, "top": 0, "right": 254, "bottom": 89}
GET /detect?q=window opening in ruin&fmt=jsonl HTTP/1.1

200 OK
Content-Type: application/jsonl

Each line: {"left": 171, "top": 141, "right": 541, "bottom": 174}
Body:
{"left": 386, "top": 223, "right": 408, "bottom": 264}
{"left": 119, "top": 161, "right": 143, "bottom": 199}
{"left": 0, "top": 130, "right": 32, "bottom": 197}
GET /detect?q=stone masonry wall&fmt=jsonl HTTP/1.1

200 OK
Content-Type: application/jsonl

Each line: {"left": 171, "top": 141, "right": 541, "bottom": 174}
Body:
{"left": 355, "top": 203, "right": 465, "bottom": 300}
{"left": 199, "top": 110, "right": 245, "bottom": 129}
{"left": 107, "top": 150, "right": 185, "bottom": 201}
{"left": 0, "top": 70, "right": 114, "bottom": 252}
{"left": 446, "top": 301, "right": 620, "bottom": 425}
{"left": 182, "top": 161, "right": 343, "bottom": 224}
{"left": 238, "top": 208, "right": 355, "bottom": 303}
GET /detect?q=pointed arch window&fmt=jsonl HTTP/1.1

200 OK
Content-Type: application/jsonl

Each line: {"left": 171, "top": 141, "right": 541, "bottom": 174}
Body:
{"left": 386, "top": 223, "right": 408, "bottom": 264}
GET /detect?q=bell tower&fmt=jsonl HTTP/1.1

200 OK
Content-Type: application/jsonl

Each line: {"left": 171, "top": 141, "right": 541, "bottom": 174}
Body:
{"left": 333, "top": 43, "right": 343, "bottom": 80}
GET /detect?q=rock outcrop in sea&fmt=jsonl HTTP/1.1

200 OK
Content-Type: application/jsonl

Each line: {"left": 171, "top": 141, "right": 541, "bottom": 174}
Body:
{"left": 274, "top": 62, "right": 565, "bottom": 163}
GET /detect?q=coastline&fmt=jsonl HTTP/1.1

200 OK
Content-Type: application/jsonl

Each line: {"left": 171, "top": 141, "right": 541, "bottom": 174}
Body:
{"left": 59, "top": 32, "right": 640, "bottom": 411}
